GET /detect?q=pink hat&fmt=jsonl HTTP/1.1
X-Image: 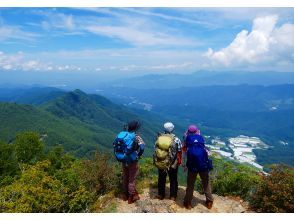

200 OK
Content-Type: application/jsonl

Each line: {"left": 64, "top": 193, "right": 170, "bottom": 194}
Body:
{"left": 188, "top": 124, "right": 198, "bottom": 133}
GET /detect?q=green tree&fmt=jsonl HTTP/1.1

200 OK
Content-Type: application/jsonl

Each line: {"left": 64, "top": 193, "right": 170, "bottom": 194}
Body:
{"left": 46, "top": 146, "right": 76, "bottom": 173}
{"left": 0, "top": 141, "right": 19, "bottom": 186}
{"left": 14, "top": 132, "right": 44, "bottom": 164}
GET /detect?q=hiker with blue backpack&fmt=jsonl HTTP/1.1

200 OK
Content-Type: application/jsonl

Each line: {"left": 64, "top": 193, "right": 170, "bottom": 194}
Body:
{"left": 153, "top": 122, "right": 182, "bottom": 201}
{"left": 182, "top": 125, "right": 214, "bottom": 210}
{"left": 113, "top": 120, "right": 145, "bottom": 204}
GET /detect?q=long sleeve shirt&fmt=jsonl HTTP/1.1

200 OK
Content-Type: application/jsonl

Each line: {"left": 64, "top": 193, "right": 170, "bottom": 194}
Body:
{"left": 172, "top": 135, "right": 183, "bottom": 168}
{"left": 135, "top": 134, "right": 145, "bottom": 157}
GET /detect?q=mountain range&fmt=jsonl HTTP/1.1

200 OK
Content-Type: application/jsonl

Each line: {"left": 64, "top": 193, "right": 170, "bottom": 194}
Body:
{"left": 108, "top": 71, "right": 294, "bottom": 90}
{"left": 0, "top": 88, "right": 172, "bottom": 157}
{"left": 0, "top": 81, "right": 293, "bottom": 167}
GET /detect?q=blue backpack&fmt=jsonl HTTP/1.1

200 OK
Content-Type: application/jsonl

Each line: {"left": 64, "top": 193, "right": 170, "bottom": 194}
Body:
{"left": 185, "top": 134, "right": 212, "bottom": 172}
{"left": 113, "top": 131, "right": 138, "bottom": 164}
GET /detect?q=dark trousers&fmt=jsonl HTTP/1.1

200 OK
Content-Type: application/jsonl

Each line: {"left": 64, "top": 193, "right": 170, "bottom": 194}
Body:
{"left": 184, "top": 170, "right": 214, "bottom": 203}
{"left": 122, "top": 162, "right": 139, "bottom": 195}
{"left": 158, "top": 167, "right": 178, "bottom": 198}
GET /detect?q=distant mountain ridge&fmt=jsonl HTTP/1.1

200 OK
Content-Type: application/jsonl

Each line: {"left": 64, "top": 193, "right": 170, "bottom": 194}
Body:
{"left": 0, "top": 87, "right": 65, "bottom": 105}
{"left": 109, "top": 71, "right": 294, "bottom": 89}
{"left": 100, "top": 84, "right": 294, "bottom": 112}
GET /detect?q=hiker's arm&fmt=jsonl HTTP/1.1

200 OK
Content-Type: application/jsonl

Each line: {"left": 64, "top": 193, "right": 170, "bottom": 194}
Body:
{"left": 175, "top": 137, "right": 183, "bottom": 165}
{"left": 136, "top": 135, "right": 145, "bottom": 157}
{"left": 138, "top": 143, "right": 145, "bottom": 157}
{"left": 201, "top": 135, "right": 211, "bottom": 156}
{"left": 182, "top": 144, "right": 187, "bottom": 166}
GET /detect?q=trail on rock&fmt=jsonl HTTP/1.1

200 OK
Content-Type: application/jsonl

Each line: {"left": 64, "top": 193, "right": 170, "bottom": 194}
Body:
{"left": 115, "top": 185, "right": 251, "bottom": 213}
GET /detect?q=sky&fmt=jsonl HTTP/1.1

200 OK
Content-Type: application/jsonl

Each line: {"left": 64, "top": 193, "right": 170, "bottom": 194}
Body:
{"left": 0, "top": 7, "right": 294, "bottom": 81}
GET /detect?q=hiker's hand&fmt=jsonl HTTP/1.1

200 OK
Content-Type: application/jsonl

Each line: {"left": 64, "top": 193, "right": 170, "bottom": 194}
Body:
{"left": 183, "top": 165, "right": 187, "bottom": 172}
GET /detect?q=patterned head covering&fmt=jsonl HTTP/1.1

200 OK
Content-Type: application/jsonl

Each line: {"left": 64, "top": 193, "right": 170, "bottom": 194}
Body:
{"left": 188, "top": 124, "right": 198, "bottom": 133}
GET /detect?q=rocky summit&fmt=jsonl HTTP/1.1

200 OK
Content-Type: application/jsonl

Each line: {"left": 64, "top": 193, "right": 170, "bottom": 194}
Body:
{"left": 115, "top": 186, "right": 251, "bottom": 213}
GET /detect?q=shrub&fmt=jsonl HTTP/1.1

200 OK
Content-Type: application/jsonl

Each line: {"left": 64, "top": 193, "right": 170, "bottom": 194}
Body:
{"left": 249, "top": 164, "right": 294, "bottom": 212}
{"left": 46, "top": 146, "right": 76, "bottom": 172}
{"left": 210, "top": 157, "right": 261, "bottom": 199}
{"left": 0, "top": 160, "right": 65, "bottom": 212}
{"left": 79, "top": 150, "right": 120, "bottom": 196}
{"left": 136, "top": 157, "right": 157, "bottom": 191}
{"left": 68, "top": 185, "right": 93, "bottom": 212}
{"left": 0, "top": 160, "right": 93, "bottom": 213}
{"left": 138, "top": 157, "right": 157, "bottom": 181}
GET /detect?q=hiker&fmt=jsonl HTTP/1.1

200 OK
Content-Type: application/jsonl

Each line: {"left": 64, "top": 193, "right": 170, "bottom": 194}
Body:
{"left": 182, "top": 124, "right": 214, "bottom": 210}
{"left": 153, "top": 122, "right": 182, "bottom": 201}
{"left": 113, "top": 120, "right": 145, "bottom": 204}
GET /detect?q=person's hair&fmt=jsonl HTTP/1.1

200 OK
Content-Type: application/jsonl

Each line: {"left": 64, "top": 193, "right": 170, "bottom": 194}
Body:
{"left": 127, "top": 120, "right": 141, "bottom": 132}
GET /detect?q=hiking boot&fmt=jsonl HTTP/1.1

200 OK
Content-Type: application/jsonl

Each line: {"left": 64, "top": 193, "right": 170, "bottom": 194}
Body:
{"left": 128, "top": 195, "right": 134, "bottom": 204}
{"left": 206, "top": 200, "right": 213, "bottom": 209}
{"left": 122, "top": 193, "right": 128, "bottom": 201}
{"left": 133, "top": 192, "right": 140, "bottom": 201}
{"left": 128, "top": 193, "right": 140, "bottom": 204}
{"left": 156, "top": 195, "right": 165, "bottom": 200}
{"left": 183, "top": 201, "right": 192, "bottom": 210}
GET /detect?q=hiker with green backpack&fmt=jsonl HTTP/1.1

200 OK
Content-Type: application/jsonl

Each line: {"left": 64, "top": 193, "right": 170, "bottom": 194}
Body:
{"left": 153, "top": 122, "right": 182, "bottom": 201}
{"left": 113, "top": 120, "right": 145, "bottom": 204}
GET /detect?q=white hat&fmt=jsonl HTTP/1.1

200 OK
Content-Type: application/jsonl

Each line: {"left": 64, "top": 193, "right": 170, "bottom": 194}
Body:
{"left": 164, "top": 122, "right": 174, "bottom": 133}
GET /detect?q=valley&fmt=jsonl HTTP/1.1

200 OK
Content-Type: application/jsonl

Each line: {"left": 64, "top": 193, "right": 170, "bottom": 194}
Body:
{"left": 97, "top": 84, "right": 294, "bottom": 168}
{"left": 207, "top": 135, "right": 269, "bottom": 170}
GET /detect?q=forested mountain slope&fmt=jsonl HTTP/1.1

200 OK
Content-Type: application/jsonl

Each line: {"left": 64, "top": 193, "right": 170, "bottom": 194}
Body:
{"left": 0, "top": 89, "right": 169, "bottom": 157}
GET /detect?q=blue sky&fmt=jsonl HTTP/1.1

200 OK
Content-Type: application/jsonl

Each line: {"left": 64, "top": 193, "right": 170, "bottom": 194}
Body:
{"left": 0, "top": 7, "right": 293, "bottom": 77}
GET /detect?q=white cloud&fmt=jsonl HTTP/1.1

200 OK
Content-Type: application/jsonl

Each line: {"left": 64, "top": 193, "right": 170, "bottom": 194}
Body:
{"left": 27, "top": 47, "right": 200, "bottom": 72}
{"left": 33, "top": 9, "right": 76, "bottom": 31}
{"left": 149, "top": 62, "right": 194, "bottom": 70}
{"left": 84, "top": 25, "right": 193, "bottom": 47}
{"left": 0, "top": 51, "right": 84, "bottom": 72}
{"left": 98, "top": 62, "right": 195, "bottom": 72}
{"left": 0, "top": 51, "right": 50, "bottom": 71}
{"left": 204, "top": 15, "right": 294, "bottom": 67}
{"left": 34, "top": 8, "right": 196, "bottom": 47}
{"left": 0, "top": 25, "right": 39, "bottom": 42}
{"left": 49, "top": 13, "right": 75, "bottom": 30}
{"left": 115, "top": 8, "right": 214, "bottom": 27}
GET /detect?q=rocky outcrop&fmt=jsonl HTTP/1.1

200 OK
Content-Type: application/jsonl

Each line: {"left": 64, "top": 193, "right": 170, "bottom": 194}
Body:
{"left": 115, "top": 186, "right": 252, "bottom": 213}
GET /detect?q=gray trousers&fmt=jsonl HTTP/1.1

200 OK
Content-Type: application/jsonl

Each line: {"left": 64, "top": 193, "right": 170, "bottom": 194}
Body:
{"left": 184, "top": 170, "right": 214, "bottom": 203}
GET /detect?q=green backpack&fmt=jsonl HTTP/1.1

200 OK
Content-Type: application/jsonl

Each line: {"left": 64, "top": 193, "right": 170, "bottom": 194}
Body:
{"left": 153, "top": 134, "right": 176, "bottom": 170}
